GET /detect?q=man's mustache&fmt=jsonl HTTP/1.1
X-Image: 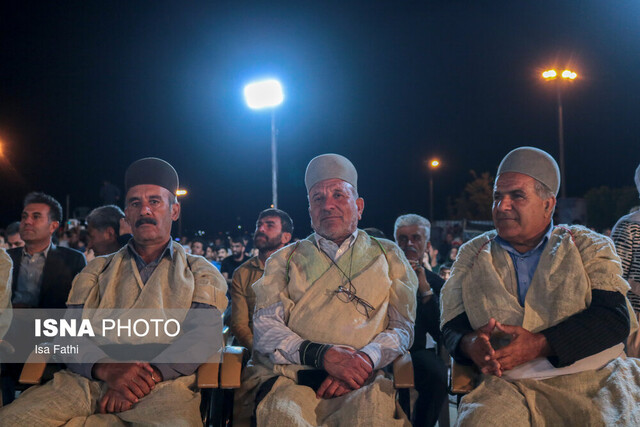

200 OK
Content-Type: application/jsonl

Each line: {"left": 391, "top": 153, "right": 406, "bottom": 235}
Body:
{"left": 135, "top": 218, "right": 157, "bottom": 227}
{"left": 254, "top": 232, "right": 267, "bottom": 240}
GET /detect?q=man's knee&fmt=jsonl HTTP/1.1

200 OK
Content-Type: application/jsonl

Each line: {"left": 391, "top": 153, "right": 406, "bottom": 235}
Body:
{"left": 0, "top": 371, "right": 96, "bottom": 426}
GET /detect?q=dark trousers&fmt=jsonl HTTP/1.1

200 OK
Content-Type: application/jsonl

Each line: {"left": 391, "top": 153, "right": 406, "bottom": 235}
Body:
{"left": 411, "top": 348, "right": 448, "bottom": 427}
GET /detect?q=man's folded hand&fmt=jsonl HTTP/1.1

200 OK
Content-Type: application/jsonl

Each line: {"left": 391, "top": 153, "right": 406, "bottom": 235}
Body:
{"left": 92, "top": 361, "right": 157, "bottom": 403}
{"left": 322, "top": 346, "right": 373, "bottom": 390}
{"left": 316, "top": 375, "right": 352, "bottom": 399}
{"left": 98, "top": 388, "right": 135, "bottom": 414}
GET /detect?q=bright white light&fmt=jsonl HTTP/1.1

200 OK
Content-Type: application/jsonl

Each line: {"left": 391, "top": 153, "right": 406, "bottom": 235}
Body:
{"left": 244, "top": 79, "right": 284, "bottom": 109}
{"left": 562, "top": 70, "right": 577, "bottom": 80}
{"left": 542, "top": 70, "right": 557, "bottom": 79}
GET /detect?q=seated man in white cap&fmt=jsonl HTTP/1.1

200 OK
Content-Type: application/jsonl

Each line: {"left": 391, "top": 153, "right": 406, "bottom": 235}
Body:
{"left": 240, "top": 154, "right": 417, "bottom": 426}
{"left": 441, "top": 146, "right": 640, "bottom": 425}
{"left": 0, "top": 157, "right": 228, "bottom": 426}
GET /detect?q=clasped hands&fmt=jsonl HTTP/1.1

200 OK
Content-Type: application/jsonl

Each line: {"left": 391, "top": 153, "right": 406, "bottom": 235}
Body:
{"left": 460, "top": 318, "right": 550, "bottom": 377}
{"left": 316, "top": 346, "right": 374, "bottom": 399}
{"left": 92, "top": 361, "right": 162, "bottom": 413}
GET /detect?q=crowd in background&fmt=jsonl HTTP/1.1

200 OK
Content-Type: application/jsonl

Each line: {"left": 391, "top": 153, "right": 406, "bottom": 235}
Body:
{"left": 0, "top": 205, "right": 628, "bottom": 281}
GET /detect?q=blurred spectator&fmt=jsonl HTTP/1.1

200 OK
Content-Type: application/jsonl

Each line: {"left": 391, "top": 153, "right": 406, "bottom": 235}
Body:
{"left": 216, "top": 247, "right": 228, "bottom": 261}
{"left": 205, "top": 245, "right": 216, "bottom": 261}
{"left": 230, "top": 208, "right": 293, "bottom": 350}
{"left": 220, "top": 235, "right": 247, "bottom": 285}
{"left": 5, "top": 222, "right": 24, "bottom": 249}
{"left": 394, "top": 214, "right": 447, "bottom": 427}
{"left": 423, "top": 242, "right": 440, "bottom": 272}
{"left": 190, "top": 237, "right": 206, "bottom": 256}
{"left": 206, "top": 245, "right": 222, "bottom": 270}
{"left": 438, "top": 264, "right": 451, "bottom": 281}
{"left": 611, "top": 163, "right": 640, "bottom": 357}
{"left": 447, "top": 246, "right": 459, "bottom": 263}
{"left": 86, "top": 205, "right": 127, "bottom": 257}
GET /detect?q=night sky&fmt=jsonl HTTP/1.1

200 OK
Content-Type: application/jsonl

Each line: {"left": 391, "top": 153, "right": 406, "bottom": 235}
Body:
{"left": 1, "top": 1, "right": 639, "bottom": 238}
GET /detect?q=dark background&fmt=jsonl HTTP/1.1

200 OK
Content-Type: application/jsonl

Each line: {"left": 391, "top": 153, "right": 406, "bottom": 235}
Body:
{"left": 1, "top": 1, "right": 638, "bottom": 238}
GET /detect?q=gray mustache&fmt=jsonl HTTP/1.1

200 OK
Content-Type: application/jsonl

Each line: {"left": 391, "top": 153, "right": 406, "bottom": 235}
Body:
{"left": 135, "top": 218, "right": 157, "bottom": 227}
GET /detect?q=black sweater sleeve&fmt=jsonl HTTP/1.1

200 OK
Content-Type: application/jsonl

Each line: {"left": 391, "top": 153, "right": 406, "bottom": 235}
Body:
{"left": 441, "top": 289, "right": 630, "bottom": 367}
{"left": 540, "top": 289, "right": 630, "bottom": 367}
{"left": 441, "top": 312, "right": 474, "bottom": 364}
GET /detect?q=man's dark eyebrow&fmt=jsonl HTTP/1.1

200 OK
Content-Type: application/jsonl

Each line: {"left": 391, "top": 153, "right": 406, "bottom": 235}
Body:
{"left": 494, "top": 189, "right": 526, "bottom": 197}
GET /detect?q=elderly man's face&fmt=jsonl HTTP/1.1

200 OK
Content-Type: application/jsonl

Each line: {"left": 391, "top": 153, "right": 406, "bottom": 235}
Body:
{"left": 309, "top": 178, "right": 364, "bottom": 243}
{"left": 395, "top": 224, "right": 428, "bottom": 262}
{"left": 125, "top": 185, "right": 179, "bottom": 247}
{"left": 492, "top": 172, "right": 554, "bottom": 250}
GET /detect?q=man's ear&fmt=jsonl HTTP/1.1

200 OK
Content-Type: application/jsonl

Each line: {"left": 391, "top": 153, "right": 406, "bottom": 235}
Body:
{"left": 281, "top": 232, "right": 292, "bottom": 245}
{"left": 171, "top": 202, "right": 181, "bottom": 221}
{"left": 106, "top": 227, "right": 117, "bottom": 240}
{"left": 49, "top": 221, "right": 60, "bottom": 235}
{"left": 356, "top": 198, "right": 365, "bottom": 220}
{"left": 544, "top": 197, "right": 556, "bottom": 217}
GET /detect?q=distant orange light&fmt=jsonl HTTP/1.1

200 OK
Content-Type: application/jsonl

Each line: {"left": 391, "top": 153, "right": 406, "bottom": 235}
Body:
{"left": 176, "top": 189, "right": 188, "bottom": 196}
{"left": 430, "top": 159, "right": 440, "bottom": 169}
{"left": 542, "top": 69, "right": 577, "bottom": 81}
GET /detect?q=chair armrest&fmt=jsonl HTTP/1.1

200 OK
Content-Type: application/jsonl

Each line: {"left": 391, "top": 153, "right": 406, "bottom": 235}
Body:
{"left": 450, "top": 358, "right": 478, "bottom": 395}
{"left": 392, "top": 352, "right": 414, "bottom": 389}
{"left": 19, "top": 345, "right": 55, "bottom": 385}
{"left": 219, "top": 346, "right": 245, "bottom": 389}
{"left": 222, "top": 325, "right": 230, "bottom": 346}
{"left": 197, "top": 362, "right": 220, "bottom": 389}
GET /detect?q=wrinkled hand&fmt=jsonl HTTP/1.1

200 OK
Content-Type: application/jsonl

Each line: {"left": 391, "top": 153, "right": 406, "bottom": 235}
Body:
{"left": 493, "top": 322, "right": 550, "bottom": 371}
{"left": 92, "top": 361, "right": 158, "bottom": 403}
{"left": 98, "top": 388, "right": 135, "bottom": 414}
{"left": 322, "top": 347, "right": 373, "bottom": 390}
{"left": 316, "top": 375, "right": 352, "bottom": 399}
{"left": 460, "top": 318, "right": 502, "bottom": 376}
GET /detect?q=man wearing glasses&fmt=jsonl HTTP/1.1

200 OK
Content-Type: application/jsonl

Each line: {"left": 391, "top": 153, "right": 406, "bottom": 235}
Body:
{"left": 246, "top": 153, "right": 417, "bottom": 426}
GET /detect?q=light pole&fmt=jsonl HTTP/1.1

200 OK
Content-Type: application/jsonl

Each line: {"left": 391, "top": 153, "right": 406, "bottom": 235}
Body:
{"left": 542, "top": 69, "right": 577, "bottom": 199}
{"left": 176, "top": 189, "right": 187, "bottom": 239}
{"left": 244, "top": 79, "right": 284, "bottom": 208}
{"left": 428, "top": 159, "right": 440, "bottom": 221}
